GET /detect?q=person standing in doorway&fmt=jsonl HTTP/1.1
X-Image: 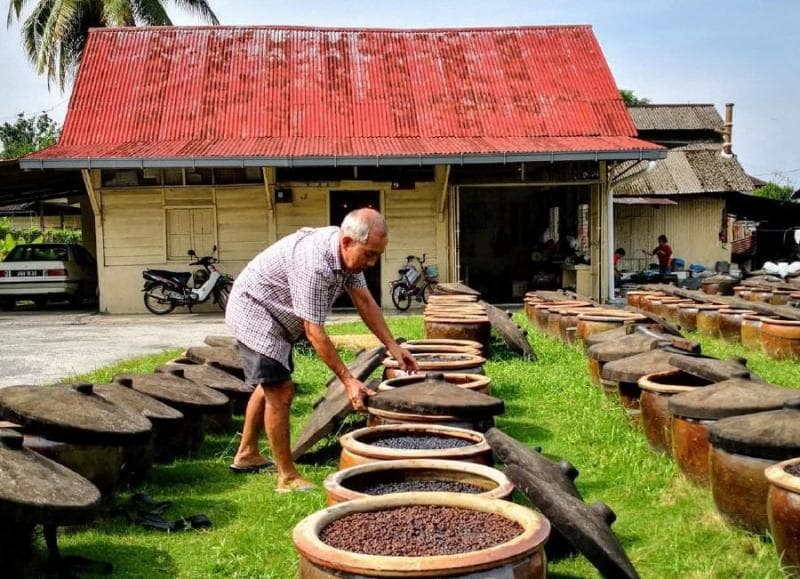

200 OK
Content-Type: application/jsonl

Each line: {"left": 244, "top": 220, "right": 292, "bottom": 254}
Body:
{"left": 225, "top": 208, "right": 418, "bottom": 492}
{"left": 643, "top": 235, "right": 672, "bottom": 275}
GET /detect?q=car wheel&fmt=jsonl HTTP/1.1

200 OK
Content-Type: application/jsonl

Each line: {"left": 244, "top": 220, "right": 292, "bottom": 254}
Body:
{"left": 33, "top": 297, "right": 48, "bottom": 309}
{"left": 0, "top": 298, "right": 14, "bottom": 311}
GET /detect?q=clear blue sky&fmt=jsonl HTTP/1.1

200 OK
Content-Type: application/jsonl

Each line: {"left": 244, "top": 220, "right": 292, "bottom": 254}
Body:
{"left": 2, "top": 0, "right": 798, "bottom": 187}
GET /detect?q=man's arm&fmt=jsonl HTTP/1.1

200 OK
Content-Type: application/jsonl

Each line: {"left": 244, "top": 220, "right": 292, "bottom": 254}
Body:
{"left": 303, "top": 320, "right": 373, "bottom": 411}
{"left": 348, "top": 286, "right": 419, "bottom": 372}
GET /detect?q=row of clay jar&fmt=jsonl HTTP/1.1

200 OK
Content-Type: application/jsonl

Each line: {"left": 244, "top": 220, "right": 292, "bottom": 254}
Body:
{"left": 581, "top": 325, "right": 800, "bottom": 576}
{"left": 628, "top": 290, "right": 800, "bottom": 361}
{"left": 423, "top": 294, "right": 491, "bottom": 346}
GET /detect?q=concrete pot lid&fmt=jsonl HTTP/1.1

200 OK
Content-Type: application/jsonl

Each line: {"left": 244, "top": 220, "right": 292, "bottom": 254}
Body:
{"left": 666, "top": 355, "right": 754, "bottom": 383}
{"left": 156, "top": 362, "right": 254, "bottom": 395}
{"left": 114, "top": 372, "right": 229, "bottom": 411}
{"left": 184, "top": 346, "right": 243, "bottom": 375}
{"left": 587, "top": 333, "right": 666, "bottom": 363}
{"left": 504, "top": 465, "right": 639, "bottom": 579}
{"left": 601, "top": 350, "right": 684, "bottom": 384}
{"left": 368, "top": 374, "right": 504, "bottom": 419}
{"left": 669, "top": 378, "right": 798, "bottom": 420}
{"left": 584, "top": 325, "right": 638, "bottom": 347}
{"left": 383, "top": 352, "right": 485, "bottom": 369}
{"left": 0, "top": 429, "right": 101, "bottom": 527}
{"left": 93, "top": 383, "right": 184, "bottom": 422}
{"left": 0, "top": 384, "right": 152, "bottom": 446}
{"left": 709, "top": 398, "right": 800, "bottom": 460}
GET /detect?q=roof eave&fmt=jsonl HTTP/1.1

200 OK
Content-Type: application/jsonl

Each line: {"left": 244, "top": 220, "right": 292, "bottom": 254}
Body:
{"left": 20, "top": 149, "right": 667, "bottom": 170}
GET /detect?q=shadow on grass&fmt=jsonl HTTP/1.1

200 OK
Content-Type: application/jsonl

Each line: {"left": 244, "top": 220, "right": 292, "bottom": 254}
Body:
{"left": 496, "top": 416, "right": 553, "bottom": 443}
{"left": 62, "top": 542, "right": 178, "bottom": 578}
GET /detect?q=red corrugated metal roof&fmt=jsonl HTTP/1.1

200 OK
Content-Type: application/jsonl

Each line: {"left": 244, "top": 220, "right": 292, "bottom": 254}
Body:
{"left": 26, "top": 25, "right": 663, "bottom": 166}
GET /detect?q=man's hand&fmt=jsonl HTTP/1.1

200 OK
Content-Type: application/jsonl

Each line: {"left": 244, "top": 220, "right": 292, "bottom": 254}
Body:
{"left": 389, "top": 345, "right": 419, "bottom": 374}
{"left": 343, "top": 376, "right": 375, "bottom": 412}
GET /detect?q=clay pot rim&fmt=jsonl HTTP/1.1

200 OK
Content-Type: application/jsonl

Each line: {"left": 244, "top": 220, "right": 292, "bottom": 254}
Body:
{"left": 424, "top": 315, "right": 490, "bottom": 323}
{"left": 765, "top": 457, "right": 800, "bottom": 493}
{"left": 695, "top": 304, "right": 726, "bottom": 311}
{"left": 292, "top": 492, "right": 550, "bottom": 576}
{"left": 378, "top": 373, "right": 491, "bottom": 392}
{"left": 577, "top": 312, "right": 646, "bottom": 322}
{"left": 637, "top": 369, "right": 706, "bottom": 394}
{"left": 382, "top": 353, "right": 486, "bottom": 369}
{"left": 340, "top": 424, "right": 489, "bottom": 460}
{"left": 718, "top": 308, "right": 757, "bottom": 315}
{"left": 742, "top": 314, "right": 777, "bottom": 321}
{"left": 677, "top": 302, "right": 703, "bottom": 309}
{"left": 367, "top": 407, "right": 465, "bottom": 423}
{"left": 761, "top": 319, "right": 800, "bottom": 327}
{"left": 406, "top": 339, "right": 484, "bottom": 349}
{"left": 324, "top": 459, "right": 514, "bottom": 503}
{"left": 403, "top": 344, "right": 483, "bottom": 355}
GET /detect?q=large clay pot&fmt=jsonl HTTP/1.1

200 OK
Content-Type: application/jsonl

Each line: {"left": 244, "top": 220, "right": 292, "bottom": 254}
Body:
{"left": 404, "top": 339, "right": 484, "bottom": 354}
{"left": 656, "top": 298, "right": 692, "bottom": 321}
{"left": 382, "top": 353, "right": 486, "bottom": 380}
{"left": 324, "top": 459, "right": 514, "bottom": 505}
{"left": 718, "top": 308, "right": 756, "bottom": 344}
{"left": 638, "top": 369, "right": 713, "bottom": 455}
{"left": 424, "top": 315, "right": 491, "bottom": 347}
{"left": 770, "top": 290, "right": 792, "bottom": 306}
{"left": 702, "top": 276, "right": 738, "bottom": 296}
{"left": 379, "top": 373, "right": 491, "bottom": 396}
{"left": 558, "top": 306, "right": 596, "bottom": 343}
{"left": 741, "top": 314, "right": 772, "bottom": 352}
{"left": 293, "top": 493, "right": 550, "bottom": 578}
{"left": 733, "top": 286, "right": 753, "bottom": 301}
{"left": 747, "top": 289, "right": 774, "bottom": 303}
{"left": 709, "top": 399, "right": 800, "bottom": 534}
{"left": 668, "top": 379, "right": 797, "bottom": 487}
{"left": 586, "top": 332, "right": 666, "bottom": 388}
{"left": 677, "top": 303, "right": 702, "bottom": 331}
{"left": 338, "top": 424, "right": 492, "bottom": 470}
{"left": 696, "top": 305, "right": 726, "bottom": 338}
{"left": 761, "top": 319, "right": 800, "bottom": 361}
{"left": 576, "top": 311, "right": 646, "bottom": 343}
{"left": 766, "top": 457, "right": 800, "bottom": 576}
{"left": 639, "top": 292, "right": 668, "bottom": 313}
{"left": 532, "top": 302, "right": 575, "bottom": 331}
{"left": 627, "top": 290, "right": 665, "bottom": 309}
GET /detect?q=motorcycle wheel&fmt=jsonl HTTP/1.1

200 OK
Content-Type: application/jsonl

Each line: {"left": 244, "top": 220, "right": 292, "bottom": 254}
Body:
{"left": 215, "top": 282, "right": 232, "bottom": 311}
{"left": 143, "top": 282, "right": 176, "bottom": 315}
{"left": 391, "top": 284, "right": 412, "bottom": 311}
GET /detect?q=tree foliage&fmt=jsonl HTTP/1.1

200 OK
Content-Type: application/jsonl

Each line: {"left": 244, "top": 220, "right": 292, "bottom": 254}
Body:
{"left": 7, "top": 0, "right": 219, "bottom": 89}
{"left": 620, "top": 89, "right": 650, "bottom": 106}
{"left": 753, "top": 182, "right": 796, "bottom": 202}
{"left": 0, "top": 112, "right": 60, "bottom": 159}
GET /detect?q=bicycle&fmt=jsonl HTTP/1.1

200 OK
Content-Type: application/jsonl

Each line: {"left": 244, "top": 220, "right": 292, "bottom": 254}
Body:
{"left": 389, "top": 254, "right": 438, "bottom": 311}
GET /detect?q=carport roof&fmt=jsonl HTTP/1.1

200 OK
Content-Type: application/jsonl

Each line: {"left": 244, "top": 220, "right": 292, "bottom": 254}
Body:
{"left": 22, "top": 25, "right": 663, "bottom": 169}
{"left": 0, "top": 160, "right": 84, "bottom": 205}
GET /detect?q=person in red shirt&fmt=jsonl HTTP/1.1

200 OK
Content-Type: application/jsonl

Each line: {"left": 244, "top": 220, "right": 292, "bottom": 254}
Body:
{"left": 613, "top": 247, "right": 626, "bottom": 281}
{"left": 643, "top": 235, "right": 672, "bottom": 274}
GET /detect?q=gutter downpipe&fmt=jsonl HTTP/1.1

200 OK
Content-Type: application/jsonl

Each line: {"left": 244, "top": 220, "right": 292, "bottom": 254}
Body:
{"left": 607, "top": 161, "right": 657, "bottom": 303}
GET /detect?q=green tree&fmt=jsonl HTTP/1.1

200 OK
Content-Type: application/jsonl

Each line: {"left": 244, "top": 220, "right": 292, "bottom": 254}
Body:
{"left": 0, "top": 112, "right": 60, "bottom": 159}
{"left": 620, "top": 89, "right": 650, "bottom": 106}
{"left": 7, "top": 0, "right": 219, "bottom": 89}
{"left": 753, "top": 181, "right": 796, "bottom": 202}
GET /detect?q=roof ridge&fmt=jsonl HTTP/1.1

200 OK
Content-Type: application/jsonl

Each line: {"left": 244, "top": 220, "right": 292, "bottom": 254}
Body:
{"left": 86, "top": 23, "right": 593, "bottom": 34}
{"left": 628, "top": 104, "right": 717, "bottom": 108}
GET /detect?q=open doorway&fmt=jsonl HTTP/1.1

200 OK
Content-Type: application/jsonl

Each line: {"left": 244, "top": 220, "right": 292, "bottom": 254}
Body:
{"left": 330, "top": 190, "right": 382, "bottom": 307}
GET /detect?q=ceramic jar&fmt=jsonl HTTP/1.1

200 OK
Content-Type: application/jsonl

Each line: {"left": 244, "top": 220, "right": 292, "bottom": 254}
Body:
{"left": 668, "top": 379, "right": 796, "bottom": 487}
{"left": 740, "top": 314, "right": 771, "bottom": 352}
{"left": 382, "top": 352, "right": 486, "bottom": 380}
{"left": 379, "top": 373, "right": 492, "bottom": 396}
{"left": 770, "top": 290, "right": 792, "bottom": 306}
{"left": 677, "top": 302, "right": 702, "bottom": 331}
{"left": 708, "top": 399, "right": 800, "bottom": 534}
{"left": 747, "top": 289, "right": 774, "bottom": 303}
{"left": 424, "top": 314, "right": 491, "bottom": 347}
{"left": 586, "top": 333, "right": 666, "bottom": 389}
{"left": 695, "top": 305, "right": 727, "bottom": 338}
{"left": 733, "top": 286, "right": 752, "bottom": 301}
{"left": 576, "top": 311, "right": 646, "bottom": 343}
{"left": 761, "top": 319, "right": 800, "bottom": 360}
{"left": 638, "top": 369, "right": 713, "bottom": 455}
{"left": 765, "top": 457, "right": 800, "bottom": 576}
{"left": 324, "top": 459, "right": 514, "bottom": 505}
{"left": 718, "top": 309, "right": 756, "bottom": 344}
{"left": 293, "top": 493, "right": 550, "bottom": 578}
{"left": 338, "top": 424, "right": 492, "bottom": 470}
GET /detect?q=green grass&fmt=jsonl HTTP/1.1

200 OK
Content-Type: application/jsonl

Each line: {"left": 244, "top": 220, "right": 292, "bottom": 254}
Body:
{"left": 49, "top": 316, "right": 790, "bottom": 578}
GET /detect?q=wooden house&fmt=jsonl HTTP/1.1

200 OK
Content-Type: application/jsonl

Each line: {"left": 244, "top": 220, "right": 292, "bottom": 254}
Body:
{"left": 21, "top": 25, "right": 663, "bottom": 312}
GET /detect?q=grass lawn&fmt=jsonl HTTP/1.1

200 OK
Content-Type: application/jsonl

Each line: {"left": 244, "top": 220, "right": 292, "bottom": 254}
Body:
{"left": 50, "top": 315, "right": 795, "bottom": 578}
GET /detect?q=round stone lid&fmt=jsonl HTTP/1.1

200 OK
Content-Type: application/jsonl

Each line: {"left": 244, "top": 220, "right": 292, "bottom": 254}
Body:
{"left": 184, "top": 346, "right": 244, "bottom": 376}
{"left": 382, "top": 352, "right": 486, "bottom": 370}
{"left": 0, "top": 384, "right": 152, "bottom": 445}
{"left": 708, "top": 398, "right": 800, "bottom": 460}
{"left": 93, "top": 383, "right": 184, "bottom": 422}
{"left": 583, "top": 326, "right": 636, "bottom": 348}
{"left": 601, "top": 350, "right": 683, "bottom": 384}
{"left": 156, "top": 362, "right": 254, "bottom": 395}
{"left": 368, "top": 373, "right": 504, "bottom": 419}
{"left": 587, "top": 333, "right": 666, "bottom": 362}
{"left": 669, "top": 379, "right": 798, "bottom": 420}
{"left": 0, "top": 429, "right": 101, "bottom": 527}
{"left": 114, "top": 373, "right": 229, "bottom": 412}
{"left": 666, "top": 355, "right": 753, "bottom": 383}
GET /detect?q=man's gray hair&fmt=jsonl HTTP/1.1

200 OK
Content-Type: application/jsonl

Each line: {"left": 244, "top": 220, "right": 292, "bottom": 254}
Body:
{"left": 341, "top": 208, "right": 387, "bottom": 243}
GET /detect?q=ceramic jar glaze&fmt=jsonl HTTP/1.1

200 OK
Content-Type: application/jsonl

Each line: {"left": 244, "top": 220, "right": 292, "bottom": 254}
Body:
{"left": 766, "top": 457, "right": 800, "bottom": 576}
{"left": 761, "top": 319, "right": 800, "bottom": 361}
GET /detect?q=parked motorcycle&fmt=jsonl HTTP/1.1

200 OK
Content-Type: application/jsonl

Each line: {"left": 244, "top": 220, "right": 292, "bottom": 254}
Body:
{"left": 389, "top": 253, "right": 438, "bottom": 311}
{"left": 142, "top": 247, "right": 233, "bottom": 314}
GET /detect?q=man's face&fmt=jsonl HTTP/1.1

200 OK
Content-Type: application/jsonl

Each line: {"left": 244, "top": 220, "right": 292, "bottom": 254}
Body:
{"left": 341, "top": 230, "right": 388, "bottom": 273}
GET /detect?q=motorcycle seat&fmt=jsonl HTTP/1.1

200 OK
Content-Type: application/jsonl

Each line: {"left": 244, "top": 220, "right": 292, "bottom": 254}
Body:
{"left": 147, "top": 270, "right": 192, "bottom": 284}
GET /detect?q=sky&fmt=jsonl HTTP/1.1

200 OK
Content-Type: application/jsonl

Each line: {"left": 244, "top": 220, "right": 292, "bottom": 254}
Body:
{"left": 1, "top": 0, "right": 798, "bottom": 187}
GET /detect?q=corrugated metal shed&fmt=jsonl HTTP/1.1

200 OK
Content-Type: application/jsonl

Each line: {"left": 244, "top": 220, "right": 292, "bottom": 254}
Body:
{"left": 628, "top": 105, "right": 724, "bottom": 132}
{"left": 614, "top": 143, "right": 755, "bottom": 196}
{"left": 24, "top": 25, "right": 662, "bottom": 167}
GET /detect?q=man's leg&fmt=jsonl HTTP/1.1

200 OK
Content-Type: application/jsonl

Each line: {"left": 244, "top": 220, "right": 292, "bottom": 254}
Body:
{"left": 264, "top": 379, "right": 314, "bottom": 490}
{"left": 232, "top": 387, "right": 269, "bottom": 468}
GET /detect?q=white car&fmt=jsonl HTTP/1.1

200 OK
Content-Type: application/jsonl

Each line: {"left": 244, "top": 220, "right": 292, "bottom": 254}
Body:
{"left": 0, "top": 243, "right": 97, "bottom": 309}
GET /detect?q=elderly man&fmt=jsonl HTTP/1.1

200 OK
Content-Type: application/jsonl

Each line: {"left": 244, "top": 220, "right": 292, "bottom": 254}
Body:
{"left": 226, "top": 208, "right": 418, "bottom": 492}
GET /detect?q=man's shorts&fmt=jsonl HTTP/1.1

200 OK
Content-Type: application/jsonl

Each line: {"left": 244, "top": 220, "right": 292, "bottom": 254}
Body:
{"left": 237, "top": 341, "right": 293, "bottom": 387}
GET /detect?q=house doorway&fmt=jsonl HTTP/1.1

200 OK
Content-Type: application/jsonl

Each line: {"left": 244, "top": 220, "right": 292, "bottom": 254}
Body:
{"left": 330, "top": 190, "right": 382, "bottom": 307}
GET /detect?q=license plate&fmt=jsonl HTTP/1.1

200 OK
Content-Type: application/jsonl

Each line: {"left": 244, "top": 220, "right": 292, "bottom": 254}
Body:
{"left": 10, "top": 270, "right": 43, "bottom": 277}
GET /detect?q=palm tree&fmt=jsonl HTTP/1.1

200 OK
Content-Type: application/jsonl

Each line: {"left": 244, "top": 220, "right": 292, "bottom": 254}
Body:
{"left": 8, "top": 0, "right": 219, "bottom": 89}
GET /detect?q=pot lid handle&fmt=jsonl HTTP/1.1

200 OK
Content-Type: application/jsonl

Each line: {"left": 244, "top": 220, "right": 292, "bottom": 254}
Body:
{"left": 0, "top": 429, "right": 24, "bottom": 450}
{"left": 425, "top": 372, "right": 446, "bottom": 381}
{"left": 72, "top": 382, "right": 94, "bottom": 395}
{"left": 784, "top": 398, "right": 800, "bottom": 411}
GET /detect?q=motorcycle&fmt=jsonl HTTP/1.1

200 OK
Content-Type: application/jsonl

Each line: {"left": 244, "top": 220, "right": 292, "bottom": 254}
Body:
{"left": 389, "top": 253, "right": 438, "bottom": 311}
{"left": 142, "top": 246, "right": 233, "bottom": 314}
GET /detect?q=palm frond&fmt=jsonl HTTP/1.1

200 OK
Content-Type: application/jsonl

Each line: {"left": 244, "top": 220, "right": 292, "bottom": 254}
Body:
{"left": 169, "top": 0, "right": 218, "bottom": 25}
{"left": 132, "top": 0, "right": 171, "bottom": 25}
{"left": 102, "top": 0, "right": 134, "bottom": 26}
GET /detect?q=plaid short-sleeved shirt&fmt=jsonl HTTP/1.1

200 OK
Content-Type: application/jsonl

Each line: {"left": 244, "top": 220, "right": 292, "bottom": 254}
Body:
{"left": 225, "top": 226, "right": 367, "bottom": 370}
